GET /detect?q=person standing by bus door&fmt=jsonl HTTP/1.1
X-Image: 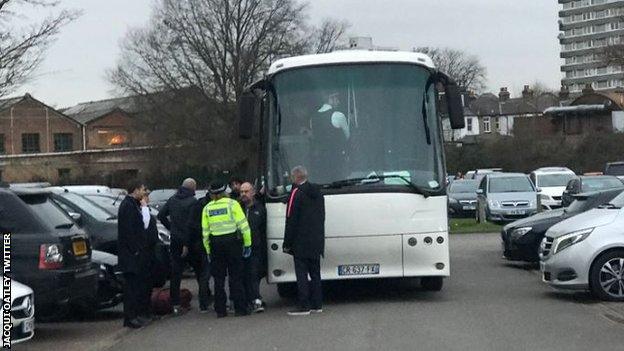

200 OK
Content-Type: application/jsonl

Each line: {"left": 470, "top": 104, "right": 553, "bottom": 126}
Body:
{"left": 202, "top": 181, "right": 252, "bottom": 318}
{"left": 240, "top": 182, "right": 267, "bottom": 313}
{"left": 283, "top": 166, "right": 326, "bottom": 316}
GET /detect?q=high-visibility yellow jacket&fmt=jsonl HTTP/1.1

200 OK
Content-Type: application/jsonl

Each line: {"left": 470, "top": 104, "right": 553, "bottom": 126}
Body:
{"left": 201, "top": 197, "right": 251, "bottom": 254}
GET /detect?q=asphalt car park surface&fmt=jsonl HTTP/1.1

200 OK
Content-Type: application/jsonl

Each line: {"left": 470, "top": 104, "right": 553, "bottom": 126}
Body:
{"left": 13, "top": 233, "right": 624, "bottom": 351}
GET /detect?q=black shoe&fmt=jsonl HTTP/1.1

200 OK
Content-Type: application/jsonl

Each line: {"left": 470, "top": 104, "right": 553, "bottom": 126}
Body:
{"left": 287, "top": 308, "right": 310, "bottom": 316}
{"left": 216, "top": 312, "right": 227, "bottom": 318}
{"left": 123, "top": 318, "right": 144, "bottom": 329}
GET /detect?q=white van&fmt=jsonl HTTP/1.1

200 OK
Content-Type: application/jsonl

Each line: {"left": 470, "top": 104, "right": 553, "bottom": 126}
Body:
{"left": 530, "top": 167, "right": 576, "bottom": 210}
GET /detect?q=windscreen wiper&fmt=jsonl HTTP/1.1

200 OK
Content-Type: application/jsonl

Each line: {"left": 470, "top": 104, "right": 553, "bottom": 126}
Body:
{"left": 55, "top": 223, "right": 74, "bottom": 229}
{"left": 106, "top": 215, "right": 118, "bottom": 220}
{"left": 323, "top": 175, "right": 431, "bottom": 197}
{"left": 598, "top": 203, "right": 621, "bottom": 209}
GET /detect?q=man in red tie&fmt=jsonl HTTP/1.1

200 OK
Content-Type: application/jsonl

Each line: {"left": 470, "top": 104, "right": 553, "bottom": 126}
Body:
{"left": 283, "top": 166, "right": 326, "bottom": 316}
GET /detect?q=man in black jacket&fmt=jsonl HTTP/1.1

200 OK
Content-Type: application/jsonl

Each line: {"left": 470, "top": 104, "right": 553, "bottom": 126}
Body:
{"left": 240, "top": 182, "right": 267, "bottom": 313}
{"left": 283, "top": 166, "right": 325, "bottom": 316}
{"left": 117, "top": 180, "right": 150, "bottom": 328}
{"left": 158, "top": 178, "right": 211, "bottom": 314}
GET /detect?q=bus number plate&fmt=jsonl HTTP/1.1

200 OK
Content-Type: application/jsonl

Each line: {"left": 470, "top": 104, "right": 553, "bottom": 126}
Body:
{"left": 338, "top": 264, "right": 380, "bottom": 276}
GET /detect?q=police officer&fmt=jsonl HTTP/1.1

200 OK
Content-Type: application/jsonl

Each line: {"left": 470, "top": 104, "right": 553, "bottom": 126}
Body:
{"left": 202, "top": 181, "right": 252, "bottom": 317}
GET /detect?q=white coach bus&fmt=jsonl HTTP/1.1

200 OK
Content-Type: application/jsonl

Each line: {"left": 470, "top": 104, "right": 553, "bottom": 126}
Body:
{"left": 238, "top": 50, "right": 465, "bottom": 296}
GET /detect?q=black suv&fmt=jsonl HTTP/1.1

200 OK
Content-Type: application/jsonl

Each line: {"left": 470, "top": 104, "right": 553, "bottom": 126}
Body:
{"left": 1, "top": 188, "right": 98, "bottom": 317}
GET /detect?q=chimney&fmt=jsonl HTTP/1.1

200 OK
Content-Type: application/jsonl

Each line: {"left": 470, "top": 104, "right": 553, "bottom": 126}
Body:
{"left": 559, "top": 85, "right": 570, "bottom": 100}
{"left": 522, "top": 85, "right": 533, "bottom": 99}
{"left": 498, "top": 87, "right": 510, "bottom": 102}
{"left": 582, "top": 83, "right": 594, "bottom": 95}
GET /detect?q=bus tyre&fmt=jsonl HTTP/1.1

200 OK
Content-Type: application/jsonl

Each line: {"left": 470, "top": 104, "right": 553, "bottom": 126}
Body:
{"left": 277, "top": 283, "right": 298, "bottom": 298}
{"left": 421, "top": 277, "right": 443, "bottom": 291}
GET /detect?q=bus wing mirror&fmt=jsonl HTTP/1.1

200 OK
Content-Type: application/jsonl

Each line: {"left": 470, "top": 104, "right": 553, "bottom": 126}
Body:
{"left": 444, "top": 81, "right": 465, "bottom": 129}
{"left": 238, "top": 93, "right": 256, "bottom": 139}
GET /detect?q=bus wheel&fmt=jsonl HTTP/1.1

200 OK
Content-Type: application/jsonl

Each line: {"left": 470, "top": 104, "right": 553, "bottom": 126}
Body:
{"left": 421, "top": 277, "right": 443, "bottom": 291}
{"left": 277, "top": 283, "right": 298, "bottom": 298}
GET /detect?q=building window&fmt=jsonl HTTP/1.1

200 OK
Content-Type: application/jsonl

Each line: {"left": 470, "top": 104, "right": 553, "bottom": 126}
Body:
{"left": 21, "top": 133, "right": 40, "bottom": 153}
{"left": 53, "top": 133, "right": 73, "bottom": 152}
{"left": 494, "top": 118, "right": 501, "bottom": 132}
{"left": 97, "top": 130, "right": 129, "bottom": 147}
{"left": 0, "top": 134, "right": 4, "bottom": 154}
{"left": 467, "top": 118, "right": 473, "bottom": 132}
{"left": 483, "top": 117, "right": 491, "bottom": 133}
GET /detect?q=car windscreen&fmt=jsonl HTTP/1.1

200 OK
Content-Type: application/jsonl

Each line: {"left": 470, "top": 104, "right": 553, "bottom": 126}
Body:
{"left": 537, "top": 173, "right": 576, "bottom": 187}
{"left": 61, "top": 193, "right": 114, "bottom": 221}
{"left": 581, "top": 177, "right": 624, "bottom": 192}
{"left": 149, "top": 190, "right": 176, "bottom": 203}
{"left": 83, "top": 195, "right": 121, "bottom": 214}
{"left": 449, "top": 181, "right": 479, "bottom": 193}
{"left": 489, "top": 177, "right": 534, "bottom": 193}
{"left": 20, "top": 194, "right": 75, "bottom": 229}
{"left": 605, "top": 163, "right": 624, "bottom": 176}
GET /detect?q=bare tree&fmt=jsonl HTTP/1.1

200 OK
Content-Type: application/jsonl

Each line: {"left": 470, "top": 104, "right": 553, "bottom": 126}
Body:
{"left": 311, "top": 18, "right": 350, "bottom": 54}
{"left": 0, "top": 0, "right": 79, "bottom": 97}
{"left": 415, "top": 47, "right": 487, "bottom": 92}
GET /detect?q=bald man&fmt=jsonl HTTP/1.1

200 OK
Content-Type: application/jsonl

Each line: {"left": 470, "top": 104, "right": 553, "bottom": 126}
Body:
{"left": 240, "top": 182, "right": 267, "bottom": 312}
{"left": 158, "top": 178, "right": 211, "bottom": 314}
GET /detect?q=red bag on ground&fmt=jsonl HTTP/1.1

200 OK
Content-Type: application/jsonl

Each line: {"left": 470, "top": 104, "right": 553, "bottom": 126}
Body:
{"left": 150, "top": 288, "right": 193, "bottom": 315}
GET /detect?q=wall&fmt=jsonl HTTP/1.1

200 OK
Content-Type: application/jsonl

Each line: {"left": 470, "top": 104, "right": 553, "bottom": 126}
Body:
{"left": 0, "top": 97, "right": 82, "bottom": 155}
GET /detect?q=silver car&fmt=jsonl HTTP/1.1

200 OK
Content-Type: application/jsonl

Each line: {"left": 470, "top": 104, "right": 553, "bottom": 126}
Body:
{"left": 540, "top": 190, "right": 624, "bottom": 301}
{"left": 476, "top": 173, "right": 539, "bottom": 223}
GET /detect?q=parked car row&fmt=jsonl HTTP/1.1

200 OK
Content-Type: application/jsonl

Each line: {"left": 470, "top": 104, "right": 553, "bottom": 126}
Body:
{"left": 500, "top": 186, "right": 624, "bottom": 302}
{"left": 449, "top": 165, "right": 624, "bottom": 221}
{"left": 0, "top": 183, "right": 173, "bottom": 345}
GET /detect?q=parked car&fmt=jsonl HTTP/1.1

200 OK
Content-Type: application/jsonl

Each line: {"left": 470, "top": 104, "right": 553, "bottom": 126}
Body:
{"left": 540, "top": 190, "right": 624, "bottom": 301}
{"left": 447, "top": 179, "right": 480, "bottom": 218}
{"left": 1, "top": 277, "right": 35, "bottom": 345}
{"left": 604, "top": 161, "right": 624, "bottom": 180}
{"left": 0, "top": 188, "right": 98, "bottom": 317}
{"left": 148, "top": 189, "right": 177, "bottom": 211}
{"left": 60, "top": 185, "right": 113, "bottom": 195}
{"left": 561, "top": 175, "right": 624, "bottom": 207}
{"left": 82, "top": 193, "right": 171, "bottom": 245}
{"left": 91, "top": 250, "right": 124, "bottom": 309}
{"left": 465, "top": 170, "right": 476, "bottom": 180}
{"left": 49, "top": 192, "right": 119, "bottom": 254}
{"left": 54, "top": 192, "right": 171, "bottom": 285}
{"left": 502, "top": 188, "right": 624, "bottom": 262}
{"left": 471, "top": 168, "right": 503, "bottom": 182}
{"left": 529, "top": 167, "right": 576, "bottom": 210}
{"left": 476, "top": 173, "right": 539, "bottom": 223}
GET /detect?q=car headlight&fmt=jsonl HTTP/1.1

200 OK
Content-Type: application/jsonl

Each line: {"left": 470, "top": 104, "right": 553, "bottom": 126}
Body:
{"left": 448, "top": 197, "right": 458, "bottom": 204}
{"left": 528, "top": 199, "right": 536, "bottom": 208}
{"left": 510, "top": 227, "right": 532, "bottom": 240}
{"left": 488, "top": 199, "right": 500, "bottom": 208}
{"left": 553, "top": 228, "right": 593, "bottom": 255}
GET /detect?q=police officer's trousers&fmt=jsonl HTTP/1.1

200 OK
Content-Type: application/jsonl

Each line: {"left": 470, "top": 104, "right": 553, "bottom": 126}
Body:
{"left": 210, "top": 233, "right": 247, "bottom": 315}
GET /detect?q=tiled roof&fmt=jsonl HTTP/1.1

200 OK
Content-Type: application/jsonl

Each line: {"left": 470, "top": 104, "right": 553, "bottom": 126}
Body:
{"left": 61, "top": 96, "right": 140, "bottom": 125}
{"left": 0, "top": 96, "right": 25, "bottom": 112}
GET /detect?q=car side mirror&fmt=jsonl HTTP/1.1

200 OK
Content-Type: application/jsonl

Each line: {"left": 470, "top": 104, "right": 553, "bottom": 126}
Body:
{"left": 536, "top": 187, "right": 542, "bottom": 193}
{"left": 69, "top": 212, "right": 82, "bottom": 225}
{"left": 238, "top": 92, "right": 256, "bottom": 139}
{"left": 476, "top": 189, "right": 484, "bottom": 195}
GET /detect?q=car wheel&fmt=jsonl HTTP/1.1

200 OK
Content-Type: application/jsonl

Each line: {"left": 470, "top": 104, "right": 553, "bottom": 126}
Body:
{"left": 277, "top": 283, "right": 297, "bottom": 298}
{"left": 421, "top": 277, "right": 443, "bottom": 291}
{"left": 589, "top": 249, "right": 624, "bottom": 302}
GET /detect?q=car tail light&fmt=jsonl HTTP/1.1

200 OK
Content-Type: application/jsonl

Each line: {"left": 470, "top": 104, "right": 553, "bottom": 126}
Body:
{"left": 39, "top": 244, "right": 64, "bottom": 269}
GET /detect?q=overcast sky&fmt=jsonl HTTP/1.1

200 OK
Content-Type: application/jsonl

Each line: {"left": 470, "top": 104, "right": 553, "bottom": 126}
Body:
{"left": 14, "top": 0, "right": 562, "bottom": 108}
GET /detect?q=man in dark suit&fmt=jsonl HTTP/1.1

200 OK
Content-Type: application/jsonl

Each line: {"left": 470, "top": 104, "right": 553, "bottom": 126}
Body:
{"left": 117, "top": 180, "right": 151, "bottom": 328}
{"left": 283, "top": 166, "right": 325, "bottom": 316}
